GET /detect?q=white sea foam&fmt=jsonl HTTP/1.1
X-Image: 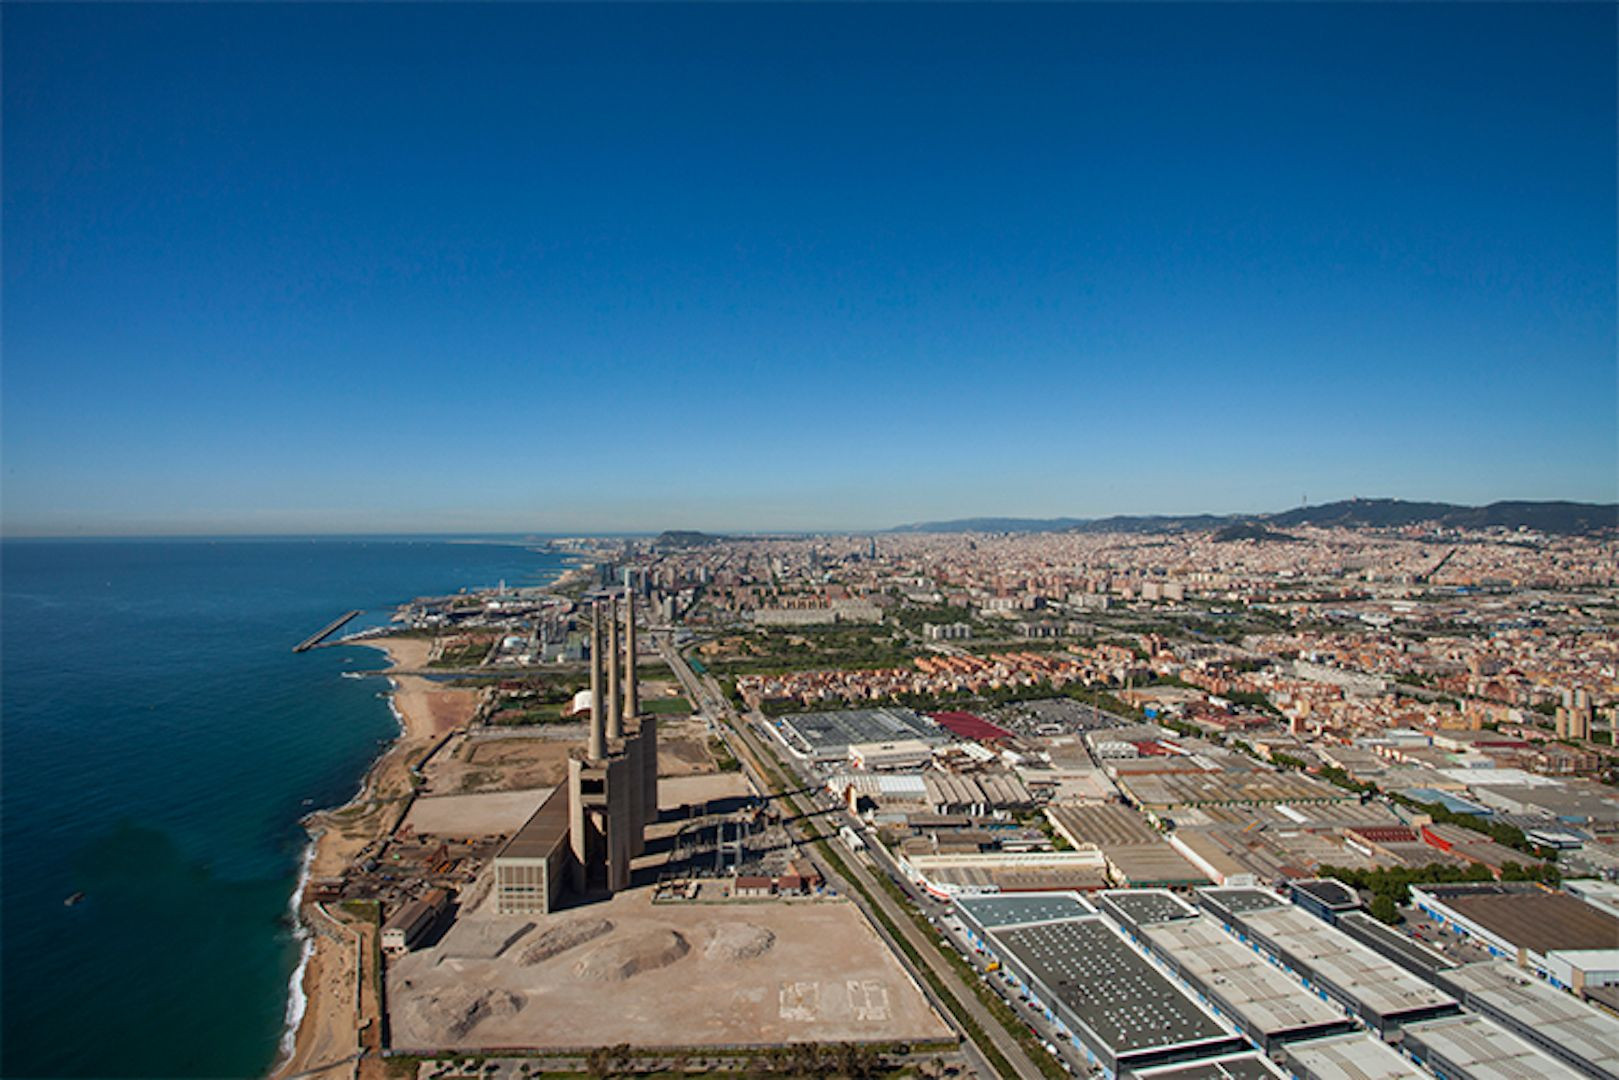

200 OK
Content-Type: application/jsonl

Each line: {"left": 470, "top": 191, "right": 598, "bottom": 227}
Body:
{"left": 276, "top": 670, "right": 405, "bottom": 1069}
{"left": 385, "top": 677, "right": 405, "bottom": 735}
{"left": 275, "top": 841, "right": 316, "bottom": 1068}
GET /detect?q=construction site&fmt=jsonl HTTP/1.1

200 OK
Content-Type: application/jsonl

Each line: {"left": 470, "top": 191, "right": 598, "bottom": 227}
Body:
{"left": 361, "top": 577, "right": 949, "bottom": 1056}
{"left": 387, "top": 805, "right": 951, "bottom": 1053}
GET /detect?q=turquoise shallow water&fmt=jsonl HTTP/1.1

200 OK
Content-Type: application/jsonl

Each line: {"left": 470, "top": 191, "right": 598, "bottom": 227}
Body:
{"left": 1, "top": 538, "right": 568, "bottom": 1078}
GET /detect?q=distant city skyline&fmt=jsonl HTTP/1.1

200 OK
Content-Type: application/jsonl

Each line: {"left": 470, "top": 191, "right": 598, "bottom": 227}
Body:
{"left": 4, "top": 3, "right": 1614, "bottom": 537}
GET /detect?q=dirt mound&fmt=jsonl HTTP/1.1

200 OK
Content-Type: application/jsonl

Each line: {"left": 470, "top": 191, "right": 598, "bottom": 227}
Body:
{"left": 517, "top": 918, "right": 614, "bottom": 966}
{"left": 416, "top": 986, "right": 524, "bottom": 1040}
{"left": 705, "top": 922, "right": 776, "bottom": 962}
{"left": 573, "top": 929, "right": 689, "bottom": 982}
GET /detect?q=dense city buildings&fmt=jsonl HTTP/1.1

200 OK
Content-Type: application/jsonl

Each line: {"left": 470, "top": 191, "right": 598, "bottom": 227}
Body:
{"left": 303, "top": 516, "right": 1618, "bottom": 1076}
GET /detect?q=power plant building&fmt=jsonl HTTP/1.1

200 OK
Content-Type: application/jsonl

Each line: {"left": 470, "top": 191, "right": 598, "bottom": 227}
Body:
{"left": 491, "top": 786, "right": 571, "bottom": 915}
{"left": 493, "top": 575, "right": 658, "bottom": 913}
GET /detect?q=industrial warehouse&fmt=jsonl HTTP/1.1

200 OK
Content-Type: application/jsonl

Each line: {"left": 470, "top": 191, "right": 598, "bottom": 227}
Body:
{"left": 1195, "top": 887, "right": 1460, "bottom": 1035}
{"left": 1125, "top": 1053, "right": 1285, "bottom": 1080}
{"left": 1432, "top": 962, "right": 1619, "bottom": 1080}
{"left": 770, "top": 706, "right": 946, "bottom": 763}
{"left": 942, "top": 879, "right": 1619, "bottom": 1080}
{"left": 953, "top": 894, "right": 1249, "bottom": 1076}
{"left": 1280, "top": 1032, "right": 1427, "bottom": 1080}
{"left": 1098, "top": 890, "right": 1359, "bottom": 1052}
{"left": 1410, "top": 880, "right": 1619, "bottom": 974}
{"left": 1398, "top": 1014, "right": 1585, "bottom": 1080}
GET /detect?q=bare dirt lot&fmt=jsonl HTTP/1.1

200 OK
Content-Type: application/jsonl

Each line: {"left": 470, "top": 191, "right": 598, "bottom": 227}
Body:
{"left": 426, "top": 734, "right": 578, "bottom": 794}
{"left": 387, "top": 887, "right": 950, "bottom": 1052}
{"left": 402, "top": 788, "right": 554, "bottom": 839}
{"left": 654, "top": 714, "right": 720, "bottom": 778}
{"left": 425, "top": 715, "right": 721, "bottom": 796}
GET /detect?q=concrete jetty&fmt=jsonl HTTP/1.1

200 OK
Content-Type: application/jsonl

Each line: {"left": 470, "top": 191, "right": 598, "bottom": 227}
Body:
{"left": 293, "top": 610, "right": 362, "bottom": 652}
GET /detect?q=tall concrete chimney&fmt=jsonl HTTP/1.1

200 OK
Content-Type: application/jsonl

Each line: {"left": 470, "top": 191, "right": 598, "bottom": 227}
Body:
{"left": 588, "top": 600, "right": 605, "bottom": 761}
{"left": 624, "top": 568, "right": 638, "bottom": 718}
{"left": 607, "top": 595, "right": 623, "bottom": 740}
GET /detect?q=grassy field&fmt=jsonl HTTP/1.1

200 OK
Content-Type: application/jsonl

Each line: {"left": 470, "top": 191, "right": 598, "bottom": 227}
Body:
{"left": 641, "top": 696, "right": 694, "bottom": 715}
{"left": 700, "top": 627, "right": 920, "bottom": 677}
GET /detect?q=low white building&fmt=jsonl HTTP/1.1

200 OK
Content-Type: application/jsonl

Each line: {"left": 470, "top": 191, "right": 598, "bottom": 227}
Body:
{"left": 847, "top": 739, "right": 935, "bottom": 771}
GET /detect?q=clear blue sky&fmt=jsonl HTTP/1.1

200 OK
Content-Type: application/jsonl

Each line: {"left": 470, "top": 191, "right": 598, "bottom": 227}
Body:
{"left": 4, "top": 3, "right": 1614, "bottom": 535}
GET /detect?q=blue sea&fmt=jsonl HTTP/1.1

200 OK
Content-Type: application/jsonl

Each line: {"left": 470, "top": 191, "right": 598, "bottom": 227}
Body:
{"left": 0, "top": 538, "right": 571, "bottom": 1078}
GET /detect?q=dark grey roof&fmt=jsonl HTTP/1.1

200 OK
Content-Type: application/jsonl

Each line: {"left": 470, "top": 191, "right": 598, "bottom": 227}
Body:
{"left": 957, "top": 892, "right": 1095, "bottom": 929}
{"left": 1126, "top": 1054, "right": 1283, "bottom": 1079}
{"left": 992, "top": 918, "right": 1230, "bottom": 1056}
{"left": 495, "top": 785, "right": 570, "bottom": 860}
{"left": 1199, "top": 886, "right": 1289, "bottom": 917}
{"left": 1100, "top": 889, "right": 1200, "bottom": 927}
{"left": 1337, "top": 912, "right": 1456, "bottom": 975}
{"left": 1291, "top": 878, "right": 1361, "bottom": 911}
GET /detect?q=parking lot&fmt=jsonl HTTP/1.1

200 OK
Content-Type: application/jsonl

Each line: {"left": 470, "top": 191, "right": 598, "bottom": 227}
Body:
{"left": 1394, "top": 905, "right": 1495, "bottom": 965}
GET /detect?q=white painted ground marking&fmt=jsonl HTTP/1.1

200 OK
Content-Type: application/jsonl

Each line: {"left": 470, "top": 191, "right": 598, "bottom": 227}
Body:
{"left": 779, "top": 980, "right": 820, "bottom": 1021}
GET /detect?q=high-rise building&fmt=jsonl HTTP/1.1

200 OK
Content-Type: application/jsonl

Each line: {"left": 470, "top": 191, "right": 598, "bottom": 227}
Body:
{"left": 1555, "top": 686, "right": 1594, "bottom": 742}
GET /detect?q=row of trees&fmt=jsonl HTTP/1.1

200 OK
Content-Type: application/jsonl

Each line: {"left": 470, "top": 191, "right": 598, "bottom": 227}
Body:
{"left": 1317, "top": 862, "right": 1495, "bottom": 923}
{"left": 583, "top": 1041, "right": 896, "bottom": 1078}
{"left": 1316, "top": 859, "right": 1560, "bottom": 925}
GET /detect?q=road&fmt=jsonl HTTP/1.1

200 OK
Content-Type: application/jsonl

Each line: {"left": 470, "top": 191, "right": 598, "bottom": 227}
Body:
{"left": 752, "top": 729, "right": 1092, "bottom": 1080}
{"left": 656, "top": 635, "right": 1055, "bottom": 1080}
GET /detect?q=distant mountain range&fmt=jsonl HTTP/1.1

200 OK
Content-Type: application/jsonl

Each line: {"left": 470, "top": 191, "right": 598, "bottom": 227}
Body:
{"left": 889, "top": 499, "right": 1618, "bottom": 537}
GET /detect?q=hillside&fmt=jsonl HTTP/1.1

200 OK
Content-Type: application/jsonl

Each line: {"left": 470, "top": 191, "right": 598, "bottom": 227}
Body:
{"left": 892, "top": 499, "right": 1617, "bottom": 537}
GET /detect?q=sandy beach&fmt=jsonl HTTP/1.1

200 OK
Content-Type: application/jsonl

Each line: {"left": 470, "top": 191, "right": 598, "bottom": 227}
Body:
{"left": 272, "top": 636, "right": 482, "bottom": 1080}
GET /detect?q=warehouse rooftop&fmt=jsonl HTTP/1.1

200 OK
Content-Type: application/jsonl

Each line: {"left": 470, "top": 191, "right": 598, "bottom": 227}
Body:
{"left": 1197, "top": 886, "right": 1288, "bottom": 917}
{"left": 990, "top": 917, "right": 1237, "bottom": 1059}
{"left": 1401, "top": 1013, "right": 1586, "bottom": 1080}
{"left": 774, "top": 707, "right": 942, "bottom": 760}
{"left": 1336, "top": 912, "right": 1456, "bottom": 976}
{"left": 1098, "top": 888, "right": 1200, "bottom": 928}
{"left": 1125, "top": 1052, "right": 1285, "bottom": 1079}
{"left": 1218, "top": 903, "right": 1458, "bottom": 1023}
{"left": 1137, "top": 916, "right": 1353, "bottom": 1040}
{"left": 1280, "top": 1032, "right": 1426, "bottom": 1079}
{"left": 1419, "top": 884, "right": 1619, "bottom": 955}
{"left": 1439, "top": 961, "right": 1619, "bottom": 1079}
{"left": 955, "top": 891, "right": 1095, "bottom": 929}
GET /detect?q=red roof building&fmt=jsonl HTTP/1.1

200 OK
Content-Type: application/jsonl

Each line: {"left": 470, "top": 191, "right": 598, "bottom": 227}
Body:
{"left": 929, "top": 711, "right": 1014, "bottom": 742}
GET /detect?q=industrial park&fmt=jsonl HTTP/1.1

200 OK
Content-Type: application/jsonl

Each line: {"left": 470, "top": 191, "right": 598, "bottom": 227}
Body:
{"left": 271, "top": 510, "right": 1619, "bottom": 1080}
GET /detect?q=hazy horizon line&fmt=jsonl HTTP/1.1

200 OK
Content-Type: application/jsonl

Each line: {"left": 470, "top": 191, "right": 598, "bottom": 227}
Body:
{"left": 4, "top": 493, "right": 1616, "bottom": 542}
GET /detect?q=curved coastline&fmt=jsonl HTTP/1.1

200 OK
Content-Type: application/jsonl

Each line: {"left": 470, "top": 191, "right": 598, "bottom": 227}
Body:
{"left": 271, "top": 683, "right": 389, "bottom": 1079}
{"left": 270, "top": 642, "right": 390, "bottom": 1079}
{"left": 272, "top": 561, "right": 579, "bottom": 1077}
{"left": 271, "top": 634, "right": 485, "bottom": 1078}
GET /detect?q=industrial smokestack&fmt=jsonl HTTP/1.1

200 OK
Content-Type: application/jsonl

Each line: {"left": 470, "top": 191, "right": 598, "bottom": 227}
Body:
{"left": 588, "top": 600, "right": 605, "bottom": 761}
{"left": 607, "top": 595, "right": 623, "bottom": 740}
{"left": 624, "top": 568, "right": 638, "bottom": 718}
